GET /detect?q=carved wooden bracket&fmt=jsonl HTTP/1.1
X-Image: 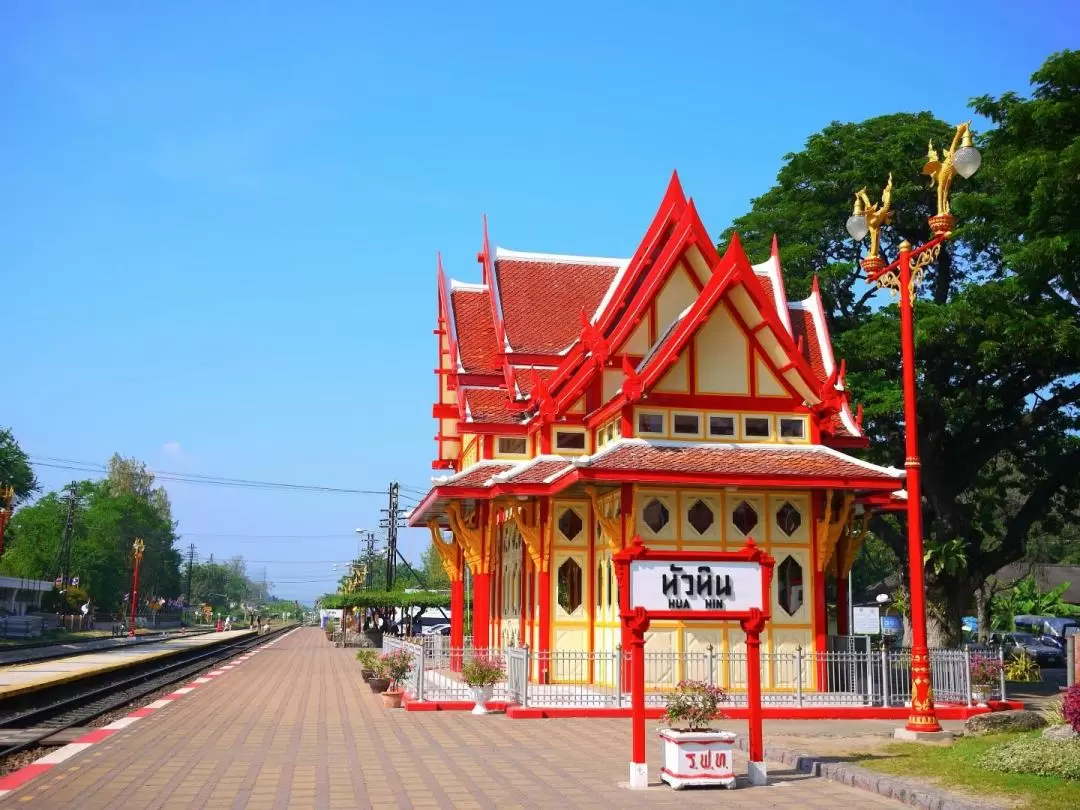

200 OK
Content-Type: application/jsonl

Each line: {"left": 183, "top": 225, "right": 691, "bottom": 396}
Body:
{"left": 507, "top": 502, "right": 545, "bottom": 572}
{"left": 446, "top": 501, "right": 486, "bottom": 575}
{"left": 585, "top": 486, "right": 624, "bottom": 553}
{"left": 836, "top": 511, "right": 871, "bottom": 579}
{"left": 815, "top": 490, "right": 854, "bottom": 572}
{"left": 426, "top": 520, "right": 462, "bottom": 582}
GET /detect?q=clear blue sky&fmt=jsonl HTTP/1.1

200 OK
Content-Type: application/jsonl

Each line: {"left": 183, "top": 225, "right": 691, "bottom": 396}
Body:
{"left": 4, "top": 2, "right": 1075, "bottom": 601}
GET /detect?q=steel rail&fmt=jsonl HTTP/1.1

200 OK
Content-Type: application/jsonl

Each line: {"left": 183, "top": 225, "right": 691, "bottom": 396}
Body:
{"left": 0, "top": 625, "right": 295, "bottom": 761}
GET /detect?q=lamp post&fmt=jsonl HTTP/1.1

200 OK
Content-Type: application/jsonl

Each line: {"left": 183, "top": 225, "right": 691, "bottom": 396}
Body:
{"left": 845, "top": 121, "right": 981, "bottom": 736}
{"left": 129, "top": 538, "right": 145, "bottom": 637}
{"left": 0, "top": 485, "right": 14, "bottom": 558}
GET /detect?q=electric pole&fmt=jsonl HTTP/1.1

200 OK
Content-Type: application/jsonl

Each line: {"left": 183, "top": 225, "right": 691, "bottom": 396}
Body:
{"left": 185, "top": 543, "right": 196, "bottom": 606}
{"left": 380, "top": 483, "right": 402, "bottom": 590}
{"left": 52, "top": 481, "right": 78, "bottom": 590}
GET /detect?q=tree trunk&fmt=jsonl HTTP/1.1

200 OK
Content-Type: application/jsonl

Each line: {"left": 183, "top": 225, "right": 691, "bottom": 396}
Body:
{"left": 925, "top": 584, "right": 965, "bottom": 648}
{"left": 974, "top": 584, "right": 990, "bottom": 643}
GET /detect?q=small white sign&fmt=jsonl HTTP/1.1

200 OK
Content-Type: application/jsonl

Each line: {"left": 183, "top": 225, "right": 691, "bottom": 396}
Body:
{"left": 852, "top": 606, "right": 881, "bottom": 634}
{"left": 629, "top": 560, "right": 764, "bottom": 612}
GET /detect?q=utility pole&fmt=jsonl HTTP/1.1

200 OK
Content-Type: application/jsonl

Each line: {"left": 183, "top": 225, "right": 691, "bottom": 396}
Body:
{"left": 380, "top": 483, "right": 402, "bottom": 590}
{"left": 53, "top": 481, "right": 78, "bottom": 590}
{"left": 185, "top": 543, "right": 196, "bottom": 606}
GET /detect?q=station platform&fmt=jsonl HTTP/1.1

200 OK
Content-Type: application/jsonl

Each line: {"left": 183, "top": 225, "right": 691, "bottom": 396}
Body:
{"left": 0, "top": 630, "right": 253, "bottom": 700}
{"left": 0, "top": 628, "right": 905, "bottom": 809}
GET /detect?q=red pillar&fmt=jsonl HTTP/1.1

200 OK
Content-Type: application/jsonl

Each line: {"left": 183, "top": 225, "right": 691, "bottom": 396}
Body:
{"left": 472, "top": 573, "right": 490, "bottom": 650}
{"left": 742, "top": 612, "right": 767, "bottom": 784}
{"left": 537, "top": 569, "right": 551, "bottom": 682}
{"left": 450, "top": 577, "right": 465, "bottom": 669}
{"left": 0, "top": 507, "right": 10, "bottom": 558}
{"left": 896, "top": 242, "right": 942, "bottom": 734}
{"left": 627, "top": 610, "right": 651, "bottom": 790}
{"left": 619, "top": 484, "right": 634, "bottom": 688}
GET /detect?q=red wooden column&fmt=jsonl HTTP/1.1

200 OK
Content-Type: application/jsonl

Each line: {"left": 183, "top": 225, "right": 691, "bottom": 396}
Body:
{"left": 536, "top": 499, "right": 552, "bottom": 683}
{"left": 627, "top": 608, "right": 651, "bottom": 790}
{"left": 742, "top": 610, "right": 768, "bottom": 785}
{"left": 450, "top": 542, "right": 465, "bottom": 670}
{"left": 618, "top": 484, "right": 634, "bottom": 688}
{"left": 471, "top": 504, "right": 492, "bottom": 651}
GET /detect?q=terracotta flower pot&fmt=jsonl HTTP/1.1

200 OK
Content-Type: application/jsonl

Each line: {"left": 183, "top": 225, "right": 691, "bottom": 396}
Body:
{"left": 368, "top": 677, "right": 391, "bottom": 694}
{"left": 382, "top": 690, "right": 403, "bottom": 709}
{"left": 360, "top": 668, "right": 375, "bottom": 681}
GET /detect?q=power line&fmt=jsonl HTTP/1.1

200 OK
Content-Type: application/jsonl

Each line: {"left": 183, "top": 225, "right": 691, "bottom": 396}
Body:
{"left": 29, "top": 457, "right": 392, "bottom": 496}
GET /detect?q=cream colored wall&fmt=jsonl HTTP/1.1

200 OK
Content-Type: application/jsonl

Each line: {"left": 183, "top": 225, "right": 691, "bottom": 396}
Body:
{"left": 656, "top": 265, "right": 698, "bottom": 337}
{"left": 602, "top": 369, "right": 622, "bottom": 403}
{"left": 655, "top": 353, "right": 690, "bottom": 393}
{"left": 630, "top": 485, "right": 814, "bottom": 690}
{"left": 624, "top": 320, "right": 651, "bottom": 355}
{"left": 694, "top": 303, "right": 750, "bottom": 395}
{"left": 550, "top": 499, "right": 590, "bottom": 681}
{"left": 755, "top": 354, "right": 788, "bottom": 397}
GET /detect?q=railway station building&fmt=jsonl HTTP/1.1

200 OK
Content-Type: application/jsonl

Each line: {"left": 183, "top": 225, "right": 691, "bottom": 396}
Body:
{"left": 408, "top": 174, "right": 906, "bottom": 692}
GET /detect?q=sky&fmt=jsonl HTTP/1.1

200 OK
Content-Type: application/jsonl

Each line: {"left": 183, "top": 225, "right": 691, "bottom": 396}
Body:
{"left": 3, "top": 2, "right": 1076, "bottom": 602}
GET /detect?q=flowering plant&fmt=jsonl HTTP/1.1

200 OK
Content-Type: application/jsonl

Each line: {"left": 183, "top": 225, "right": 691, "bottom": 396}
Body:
{"left": 355, "top": 649, "right": 379, "bottom": 671}
{"left": 461, "top": 655, "right": 505, "bottom": 687}
{"left": 969, "top": 653, "right": 1003, "bottom": 687}
{"left": 665, "top": 680, "right": 727, "bottom": 731}
{"left": 379, "top": 649, "right": 414, "bottom": 689}
{"left": 1063, "top": 684, "right": 1080, "bottom": 733}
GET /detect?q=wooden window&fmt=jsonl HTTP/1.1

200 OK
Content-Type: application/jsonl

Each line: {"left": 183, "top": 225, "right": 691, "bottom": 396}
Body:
{"left": 743, "top": 416, "right": 771, "bottom": 439}
{"left": 497, "top": 436, "right": 527, "bottom": 455}
{"left": 779, "top": 417, "right": 806, "bottom": 439}
{"left": 708, "top": 414, "right": 736, "bottom": 438}
{"left": 555, "top": 430, "right": 586, "bottom": 451}
{"left": 637, "top": 411, "right": 665, "bottom": 435}
{"left": 672, "top": 413, "right": 701, "bottom": 436}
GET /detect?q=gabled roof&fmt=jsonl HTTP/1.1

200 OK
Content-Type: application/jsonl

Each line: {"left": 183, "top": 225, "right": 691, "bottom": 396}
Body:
{"left": 448, "top": 282, "right": 502, "bottom": 375}
{"left": 493, "top": 247, "right": 627, "bottom": 355}
{"left": 462, "top": 387, "right": 524, "bottom": 424}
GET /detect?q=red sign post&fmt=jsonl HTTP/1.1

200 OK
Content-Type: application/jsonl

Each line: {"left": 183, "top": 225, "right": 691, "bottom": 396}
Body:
{"left": 613, "top": 536, "right": 775, "bottom": 789}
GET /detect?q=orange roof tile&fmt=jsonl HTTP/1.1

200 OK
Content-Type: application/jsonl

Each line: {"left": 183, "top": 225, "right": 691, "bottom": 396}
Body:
{"left": 582, "top": 441, "right": 899, "bottom": 482}
{"left": 511, "top": 366, "right": 556, "bottom": 396}
{"left": 439, "top": 464, "right": 516, "bottom": 488}
{"left": 495, "top": 259, "right": 620, "bottom": 354}
{"left": 450, "top": 288, "right": 501, "bottom": 374}
{"left": 462, "top": 388, "right": 523, "bottom": 424}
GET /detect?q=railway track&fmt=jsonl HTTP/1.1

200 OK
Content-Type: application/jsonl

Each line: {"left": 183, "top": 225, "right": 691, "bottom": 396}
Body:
{"left": 0, "top": 628, "right": 215, "bottom": 668}
{"left": 0, "top": 625, "right": 294, "bottom": 760}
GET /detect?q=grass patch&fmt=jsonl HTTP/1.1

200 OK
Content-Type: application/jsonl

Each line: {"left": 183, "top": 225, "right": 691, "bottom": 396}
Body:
{"left": 856, "top": 732, "right": 1079, "bottom": 810}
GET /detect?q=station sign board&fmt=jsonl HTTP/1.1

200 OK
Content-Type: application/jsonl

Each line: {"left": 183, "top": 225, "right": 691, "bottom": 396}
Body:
{"left": 629, "top": 560, "right": 765, "bottom": 613}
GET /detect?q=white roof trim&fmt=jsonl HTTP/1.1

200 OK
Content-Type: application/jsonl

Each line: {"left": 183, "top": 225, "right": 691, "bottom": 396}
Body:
{"left": 489, "top": 454, "right": 567, "bottom": 483}
{"left": 837, "top": 401, "right": 862, "bottom": 437}
{"left": 573, "top": 437, "right": 903, "bottom": 478}
{"left": 751, "top": 255, "right": 792, "bottom": 335}
{"left": 448, "top": 279, "right": 487, "bottom": 292}
{"left": 495, "top": 246, "right": 630, "bottom": 268}
{"left": 892, "top": 489, "right": 908, "bottom": 499}
{"left": 590, "top": 258, "right": 632, "bottom": 325}
{"left": 802, "top": 288, "right": 836, "bottom": 377}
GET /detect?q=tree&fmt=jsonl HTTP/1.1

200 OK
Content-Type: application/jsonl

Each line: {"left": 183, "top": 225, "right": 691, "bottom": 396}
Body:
{"left": 421, "top": 539, "right": 452, "bottom": 591}
{"left": 1, "top": 459, "right": 183, "bottom": 612}
{"left": 0, "top": 427, "right": 37, "bottom": 504}
{"left": 723, "top": 51, "right": 1080, "bottom": 645}
{"left": 990, "top": 576, "right": 1080, "bottom": 630}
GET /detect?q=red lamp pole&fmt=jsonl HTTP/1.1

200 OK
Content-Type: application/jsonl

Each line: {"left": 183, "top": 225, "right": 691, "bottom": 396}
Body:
{"left": 129, "top": 538, "right": 145, "bottom": 637}
{"left": 0, "top": 485, "right": 14, "bottom": 557}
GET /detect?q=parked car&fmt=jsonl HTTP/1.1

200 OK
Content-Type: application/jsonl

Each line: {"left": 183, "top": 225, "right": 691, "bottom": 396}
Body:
{"left": 994, "top": 632, "right": 1065, "bottom": 667}
{"left": 421, "top": 623, "right": 451, "bottom": 636}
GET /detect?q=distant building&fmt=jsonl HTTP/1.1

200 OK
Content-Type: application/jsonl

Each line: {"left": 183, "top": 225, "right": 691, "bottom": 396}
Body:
{"left": 0, "top": 575, "right": 53, "bottom": 615}
{"left": 992, "top": 563, "right": 1080, "bottom": 605}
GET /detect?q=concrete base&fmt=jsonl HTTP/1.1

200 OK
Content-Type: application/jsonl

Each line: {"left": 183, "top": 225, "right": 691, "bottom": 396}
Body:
{"left": 892, "top": 727, "right": 954, "bottom": 743}
{"left": 628, "top": 762, "right": 649, "bottom": 789}
{"left": 748, "top": 760, "right": 768, "bottom": 786}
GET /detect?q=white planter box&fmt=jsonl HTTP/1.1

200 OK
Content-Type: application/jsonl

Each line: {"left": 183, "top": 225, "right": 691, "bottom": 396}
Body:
{"left": 470, "top": 685, "right": 494, "bottom": 714}
{"left": 658, "top": 729, "right": 737, "bottom": 790}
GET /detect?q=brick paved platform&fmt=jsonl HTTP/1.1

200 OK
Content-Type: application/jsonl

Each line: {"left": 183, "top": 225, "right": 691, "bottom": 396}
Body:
{"left": 0, "top": 628, "right": 905, "bottom": 809}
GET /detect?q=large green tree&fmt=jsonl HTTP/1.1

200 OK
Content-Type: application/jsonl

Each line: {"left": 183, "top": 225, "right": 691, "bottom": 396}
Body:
{"left": 723, "top": 51, "right": 1080, "bottom": 644}
{"left": 1, "top": 461, "right": 183, "bottom": 612}
{"left": 0, "top": 427, "right": 37, "bottom": 504}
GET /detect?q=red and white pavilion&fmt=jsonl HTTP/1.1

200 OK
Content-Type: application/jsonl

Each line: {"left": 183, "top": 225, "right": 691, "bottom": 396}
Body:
{"left": 409, "top": 173, "right": 904, "bottom": 691}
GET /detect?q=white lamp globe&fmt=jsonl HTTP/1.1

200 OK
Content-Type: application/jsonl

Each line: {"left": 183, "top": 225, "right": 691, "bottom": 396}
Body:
{"left": 846, "top": 214, "right": 869, "bottom": 241}
{"left": 875, "top": 593, "right": 890, "bottom": 604}
{"left": 954, "top": 145, "right": 981, "bottom": 179}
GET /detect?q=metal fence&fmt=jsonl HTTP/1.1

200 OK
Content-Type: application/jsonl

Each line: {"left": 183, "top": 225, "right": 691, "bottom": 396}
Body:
{"left": 384, "top": 638, "right": 1008, "bottom": 709}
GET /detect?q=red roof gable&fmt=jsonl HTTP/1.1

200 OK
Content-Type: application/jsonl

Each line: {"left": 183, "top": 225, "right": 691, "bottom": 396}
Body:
{"left": 495, "top": 255, "right": 622, "bottom": 354}
{"left": 511, "top": 366, "right": 555, "bottom": 397}
{"left": 450, "top": 287, "right": 501, "bottom": 375}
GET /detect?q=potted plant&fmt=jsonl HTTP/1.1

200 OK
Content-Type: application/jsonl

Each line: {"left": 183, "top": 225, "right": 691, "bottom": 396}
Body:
{"left": 969, "top": 653, "right": 1002, "bottom": 706}
{"left": 461, "top": 655, "right": 504, "bottom": 714}
{"left": 356, "top": 649, "right": 379, "bottom": 681}
{"left": 379, "top": 649, "right": 414, "bottom": 709}
{"left": 658, "top": 680, "right": 736, "bottom": 790}
{"left": 367, "top": 658, "right": 392, "bottom": 695}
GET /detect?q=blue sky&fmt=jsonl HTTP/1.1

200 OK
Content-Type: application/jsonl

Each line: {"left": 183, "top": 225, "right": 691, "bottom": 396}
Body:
{"left": 4, "top": 2, "right": 1075, "bottom": 601}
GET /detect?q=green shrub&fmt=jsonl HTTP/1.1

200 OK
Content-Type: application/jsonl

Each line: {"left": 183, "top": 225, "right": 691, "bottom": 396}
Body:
{"left": 1004, "top": 651, "right": 1042, "bottom": 682}
{"left": 356, "top": 649, "right": 379, "bottom": 670}
{"left": 1041, "top": 696, "right": 1066, "bottom": 728}
{"left": 978, "top": 736, "right": 1080, "bottom": 780}
{"left": 665, "top": 680, "right": 728, "bottom": 731}
{"left": 461, "top": 655, "right": 505, "bottom": 687}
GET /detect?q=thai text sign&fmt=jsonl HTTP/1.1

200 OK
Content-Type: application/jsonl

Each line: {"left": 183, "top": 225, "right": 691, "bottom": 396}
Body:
{"left": 629, "top": 560, "right": 764, "bottom": 612}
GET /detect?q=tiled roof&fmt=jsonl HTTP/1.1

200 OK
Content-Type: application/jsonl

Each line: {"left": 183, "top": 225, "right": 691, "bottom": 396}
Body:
{"left": 581, "top": 440, "right": 900, "bottom": 482}
{"left": 511, "top": 366, "right": 556, "bottom": 396}
{"left": 788, "top": 305, "right": 828, "bottom": 382}
{"left": 437, "top": 463, "right": 516, "bottom": 489}
{"left": 463, "top": 388, "right": 522, "bottom": 424}
{"left": 502, "top": 459, "right": 572, "bottom": 484}
{"left": 495, "top": 259, "right": 620, "bottom": 354}
{"left": 451, "top": 288, "right": 501, "bottom": 374}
